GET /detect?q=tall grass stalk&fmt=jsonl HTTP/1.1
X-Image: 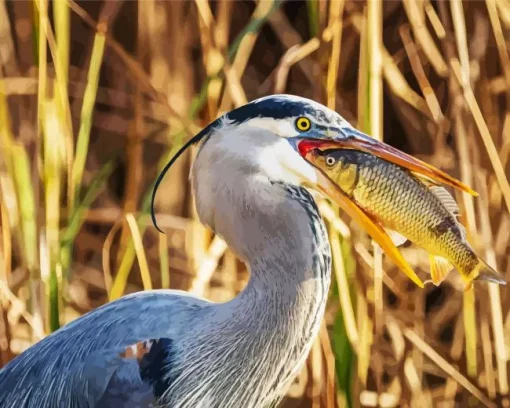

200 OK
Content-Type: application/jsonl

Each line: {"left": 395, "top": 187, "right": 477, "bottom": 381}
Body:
{"left": 329, "top": 220, "right": 356, "bottom": 407}
{"left": 42, "top": 98, "right": 66, "bottom": 331}
{"left": 354, "top": 6, "right": 373, "bottom": 389}
{"left": 447, "top": 0, "right": 479, "bottom": 380}
{"left": 71, "top": 33, "right": 106, "bottom": 209}
{"left": 367, "top": 0, "right": 384, "bottom": 341}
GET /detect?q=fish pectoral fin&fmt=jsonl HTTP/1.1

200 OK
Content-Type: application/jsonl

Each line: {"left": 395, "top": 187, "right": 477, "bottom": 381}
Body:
{"left": 429, "top": 255, "right": 454, "bottom": 285}
{"left": 383, "top": 228, "right": 409, "bottom": 247}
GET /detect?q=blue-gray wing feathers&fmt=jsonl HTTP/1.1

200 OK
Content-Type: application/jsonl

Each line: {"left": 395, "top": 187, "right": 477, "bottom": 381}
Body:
{"left": 0, "top": 290, "right": 208, "bottom": 407}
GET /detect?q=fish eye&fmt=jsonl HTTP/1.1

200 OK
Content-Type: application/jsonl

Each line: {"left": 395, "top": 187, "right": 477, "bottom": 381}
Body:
{"left": 295, "top": 117, "right": 311, "bottom": 132}
{"left": 325, "top": 156, "right": 336, "bottom": 167}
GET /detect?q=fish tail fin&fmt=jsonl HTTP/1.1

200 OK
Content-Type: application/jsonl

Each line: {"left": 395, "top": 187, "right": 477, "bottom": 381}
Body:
{"left": 467, "top": 258, "right": 507, "bottom": 290}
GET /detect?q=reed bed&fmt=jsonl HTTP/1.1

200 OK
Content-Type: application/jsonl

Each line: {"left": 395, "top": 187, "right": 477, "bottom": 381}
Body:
{"left": 0, "top": 1, "right": 509, "bottom": 407}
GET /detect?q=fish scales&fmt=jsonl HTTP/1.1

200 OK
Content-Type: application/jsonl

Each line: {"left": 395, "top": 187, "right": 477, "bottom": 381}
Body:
{"left": 350, "top": 153, "right": 476, "bottom": 270}
{"left": 309, "top": 148, "right": 506, "bottom": 288}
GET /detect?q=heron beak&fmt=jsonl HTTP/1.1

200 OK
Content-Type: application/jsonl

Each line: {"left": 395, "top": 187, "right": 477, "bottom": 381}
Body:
{"left": 297, "top": 129, "right": 478, "bottom": 197}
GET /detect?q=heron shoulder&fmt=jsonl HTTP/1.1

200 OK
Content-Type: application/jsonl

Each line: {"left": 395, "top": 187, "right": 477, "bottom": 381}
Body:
{"left": 0, "top": 289, "right": 210, "bottom": 407}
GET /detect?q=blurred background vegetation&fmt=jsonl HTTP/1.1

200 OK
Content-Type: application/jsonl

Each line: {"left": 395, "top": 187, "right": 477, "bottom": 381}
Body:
{"left": 0, "top": 0, "right": 509, "bottom": 407}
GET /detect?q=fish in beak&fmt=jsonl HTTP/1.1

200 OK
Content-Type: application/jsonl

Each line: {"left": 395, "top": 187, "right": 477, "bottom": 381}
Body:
{"left": 296, "top": 130, "right": 478, "bottom": 289}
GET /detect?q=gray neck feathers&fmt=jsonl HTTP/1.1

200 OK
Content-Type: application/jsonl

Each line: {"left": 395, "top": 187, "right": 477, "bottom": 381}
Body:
{"left": 236, "top": 180, "right": 331, "bottom": 299}
{"left": 222, "top": 181, "right": 332, "bottom": 406}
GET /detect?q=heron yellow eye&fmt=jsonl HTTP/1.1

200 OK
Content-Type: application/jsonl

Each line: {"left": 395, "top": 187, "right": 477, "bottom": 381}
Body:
{"left": 295, "top": 117, "right": 311, "bottom": 132}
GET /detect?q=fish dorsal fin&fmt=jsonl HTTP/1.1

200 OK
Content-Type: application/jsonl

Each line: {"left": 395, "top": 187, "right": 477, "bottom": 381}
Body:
{"left": 429, "top": 185, "right": 469, "bottom": 241}
{"left": 413, "top": 173, "right": 459, "bottom": 214}
{"left": 384, "top": 228, "right": 408, "bottom": 247}
{"left": 429, "top": 186, "right": 460, "bottom": 216}
{"left": 429, "top": 255, "right": 454, "bottom": 285}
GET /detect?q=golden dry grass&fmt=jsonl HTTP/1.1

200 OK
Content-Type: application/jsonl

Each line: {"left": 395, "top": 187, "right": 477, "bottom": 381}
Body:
{"left": 0, "top": 1, "right": 509, "bottom": 407}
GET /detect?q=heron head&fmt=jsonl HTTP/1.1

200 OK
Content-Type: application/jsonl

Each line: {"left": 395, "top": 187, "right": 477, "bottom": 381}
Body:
{"left": 216, "top": 94, "right": 472, "bottom": 190}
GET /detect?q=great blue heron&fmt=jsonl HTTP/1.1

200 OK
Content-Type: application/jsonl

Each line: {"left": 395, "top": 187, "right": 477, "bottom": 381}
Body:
{"left": 0, "top": 94, "right": 465, "bottom": 407}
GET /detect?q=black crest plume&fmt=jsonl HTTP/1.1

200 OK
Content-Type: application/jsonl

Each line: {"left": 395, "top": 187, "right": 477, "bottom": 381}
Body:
{"left": 150, "top": 125, "right": 215, "bottom": 233}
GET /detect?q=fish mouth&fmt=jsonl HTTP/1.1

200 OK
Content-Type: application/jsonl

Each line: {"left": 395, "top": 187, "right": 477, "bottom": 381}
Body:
{"left": 296, "top": 129, "right": 477, "bottom": 289}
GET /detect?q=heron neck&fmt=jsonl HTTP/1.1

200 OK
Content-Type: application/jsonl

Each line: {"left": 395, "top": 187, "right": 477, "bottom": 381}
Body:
{"left": 228, "top": 182, "right": 331, "bottom": 334}
{"left": 214, "top": 183, "right": 331, "bottom": 405}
